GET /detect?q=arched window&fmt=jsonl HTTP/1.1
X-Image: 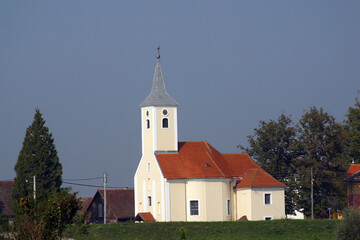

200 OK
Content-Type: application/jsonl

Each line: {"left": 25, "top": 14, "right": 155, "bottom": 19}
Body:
{"left": 162, "top": 118, "right": 169, "bottom": 128}
{"left": 146, "top": 119, "right": 150, "bottom": 129}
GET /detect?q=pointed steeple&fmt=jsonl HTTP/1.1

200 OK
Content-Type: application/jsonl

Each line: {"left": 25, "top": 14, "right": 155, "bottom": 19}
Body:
{"left": 140, "top": 49, "right": 179, "bottom": 107}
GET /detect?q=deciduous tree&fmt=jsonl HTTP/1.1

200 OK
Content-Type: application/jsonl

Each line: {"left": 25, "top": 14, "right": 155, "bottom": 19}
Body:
{"left": 295, "top": 107, "right": 347, "bottom": 218}
{"left": 239, "top": 113, "right": 298, "bottom": 215}
{"left": 344, "top": 95, "right": 360, "bottom": 163}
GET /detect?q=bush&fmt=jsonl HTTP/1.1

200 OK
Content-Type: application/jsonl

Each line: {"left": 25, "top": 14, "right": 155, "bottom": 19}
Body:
{"left": 337, "top": 207, "right": 360, "bottom": 240}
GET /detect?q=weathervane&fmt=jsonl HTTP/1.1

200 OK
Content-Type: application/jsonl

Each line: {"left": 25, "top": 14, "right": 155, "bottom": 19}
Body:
{"left": 157, "top": 46, "right": 160, "bottom": 59}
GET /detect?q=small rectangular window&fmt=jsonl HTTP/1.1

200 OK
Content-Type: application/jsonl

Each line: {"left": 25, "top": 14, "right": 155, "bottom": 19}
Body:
{"left": 190, "top": 200, "right": 199, "bottom": 216}
{"left": 265, "top": 216, "right": 273, "bottom": 220}
{"left": 148, "top": 196, "right": 152, "bottom": 207}
{"left": 227, "top": 199, "right": 231, "bottom": 216}
{"left": 264, "top": 193, "right": 272, "bottom": 205}
{"left": 147, "top": 163, "right": 150, "bottom": 173}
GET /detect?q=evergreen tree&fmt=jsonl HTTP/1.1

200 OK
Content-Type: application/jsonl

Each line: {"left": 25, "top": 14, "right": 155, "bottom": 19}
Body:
{"left": 295, "top": 107, "right": 347, "bottom": 218}
{"left": 345, "top": 95, "right": 360, "bottom": 163}
{"left": 12, "top": 109, "right": 80, "bottom": 240}
{"left": 12, "top": 109, "right": 62, "bottom": 210}
{"left": 239, "top": 113, "right": 298, "bottom": 215}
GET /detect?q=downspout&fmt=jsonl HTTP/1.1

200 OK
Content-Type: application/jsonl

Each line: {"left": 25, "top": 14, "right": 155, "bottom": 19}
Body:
{"left": 185, "top": 180, "right": 188, "bottom": 222}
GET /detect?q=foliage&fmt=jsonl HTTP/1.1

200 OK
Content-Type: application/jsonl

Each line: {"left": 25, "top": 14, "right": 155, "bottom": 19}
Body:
{"left": 70, "top": 220, "right": 338, "bottom": 240}
{"left": 11, "top": 109, "right": 80, "bottom": 240}
{"left": 13, "top": 108, "right": 62, "bottom": 210}
{"left": 177, "top": 227, "right": 188, "bottom": 240}
{"left": 344, "top": 96, "right": 360, "bottom": 163}
{"left": 14, "top": 190, "right": 80, "bottom": 240}
{"left": 239, "top": 113, "right": 298, "bottom": 215}
{"left": 0, "top": 216, "right": 12, "bottom": 240}
{"left": 337, "top": 207, "right": 360, "bottom": 240}
{"left": 295, "top": 107, "right": 347, "bottom": 218}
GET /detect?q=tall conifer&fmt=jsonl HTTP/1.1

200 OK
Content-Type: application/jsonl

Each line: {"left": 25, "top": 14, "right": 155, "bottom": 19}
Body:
{"left": 12, "top": 109, "right": 62, "bottom": 207}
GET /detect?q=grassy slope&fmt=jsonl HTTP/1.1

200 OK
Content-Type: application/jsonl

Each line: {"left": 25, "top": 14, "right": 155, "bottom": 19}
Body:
{"left": 68, "top": 220, "right": 339, "bottom": 240}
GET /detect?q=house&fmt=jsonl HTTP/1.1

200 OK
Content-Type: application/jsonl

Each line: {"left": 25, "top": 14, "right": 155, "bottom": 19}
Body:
{"left": 134, "top": 52, "right": 286, "bottom": 221}
{"left": 86, "top": 189, "right": 134, "bottom": 223}
{"left": 0, "top": 181, "right": 14, "bottom": 218}
{"left": 78, "top": 197, "right": 93, "bottom": 215}
{"left": 345, "top": 164, "right": 360, "bottom": 208}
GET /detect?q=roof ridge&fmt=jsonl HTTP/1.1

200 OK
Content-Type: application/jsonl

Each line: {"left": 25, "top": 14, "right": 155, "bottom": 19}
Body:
{"left": 249, "top": 169, "right": 258, "bottom": 187}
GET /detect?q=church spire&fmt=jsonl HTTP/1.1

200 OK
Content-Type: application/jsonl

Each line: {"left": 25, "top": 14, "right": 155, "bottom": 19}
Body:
{"left": 140, "top": 48, "right": 179, "bottom": 107}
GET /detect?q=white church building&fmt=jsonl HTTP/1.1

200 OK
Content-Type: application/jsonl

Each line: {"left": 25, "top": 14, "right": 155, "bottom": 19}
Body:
{"left": 134, "top": 52, "right": 285, "bottom": 222}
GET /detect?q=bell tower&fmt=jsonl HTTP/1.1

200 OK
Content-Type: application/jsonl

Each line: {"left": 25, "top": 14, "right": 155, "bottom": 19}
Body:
{"left": 140, "top": 48, "right": 179, "bottom": 155}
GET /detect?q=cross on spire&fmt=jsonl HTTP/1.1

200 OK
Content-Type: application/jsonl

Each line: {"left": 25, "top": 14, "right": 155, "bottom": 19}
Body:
{"left": 157, "top": 46, "right": 160, "bottom": 59}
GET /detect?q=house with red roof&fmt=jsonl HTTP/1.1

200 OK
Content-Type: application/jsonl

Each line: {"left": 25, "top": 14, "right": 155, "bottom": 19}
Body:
{"left": 346, "top": 164, "right": 360, "bottom": 208}
{"left": 134, "top": 52, "right": 285, "bottom": 221}
{"left": 0, "top": 181, "right": 14, "bottom": 218}
{"left": 86, "top": 189, "right": 134, "bottom": 223}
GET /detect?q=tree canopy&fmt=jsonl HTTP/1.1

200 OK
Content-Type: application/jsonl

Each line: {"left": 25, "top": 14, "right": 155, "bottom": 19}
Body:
{"left": 345, "top": 96, "right": 360, "bottom": 163}
{"left": 11, "top": 109, "right": 79, "bottom": 240}
{"left": 239, "top": 113, "right": 298, "bottom": 215}
{"left": 13, "top": 108, "right": 62, "bottom": 204}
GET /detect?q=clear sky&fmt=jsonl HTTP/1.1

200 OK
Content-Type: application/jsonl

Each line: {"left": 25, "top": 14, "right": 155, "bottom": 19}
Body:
{"left": 1, "top": 1, "right": 359, "bottom": 197}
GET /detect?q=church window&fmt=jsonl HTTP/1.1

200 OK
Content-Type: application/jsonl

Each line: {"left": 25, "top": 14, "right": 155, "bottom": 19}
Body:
{"left": 146, "top": 119, "right": 150, "bottom": 129}
{"left": 162, "top": 118, "right": 169, "bottom": 128}
{"left": 226, "top": 199, "right": 231, "bottom": 216}
{"left": 264, "top": 193, "right": 272, "bottom": 205}
{"left": 189, "top": 200, "right": 199, "bottom": 216}
{"left": 146, "top": 111, "right": 149, "bottom": 116}
{"left": 147, "top": 163, "right": 150, "bottom": 173}
{"left": 148, "top": 196, "right": 152, "bottom": 207}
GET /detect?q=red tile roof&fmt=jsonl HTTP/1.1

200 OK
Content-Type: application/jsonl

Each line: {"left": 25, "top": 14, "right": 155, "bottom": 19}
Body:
{"left": 156, "top": 142, "right": 285, "bottom": 188}
{"left": 78, "top": 197, "right": 93, "bottom": 214}
{"left": 236, "top": 168, "right": 285, "bottom": 188}
{"left": 98, "top": 189, "right": 134, "bottom": 219}
{"left": 0, "top": 181, "right": 14, "bottom": 216}
{"left": 135, "top": 212, "right": 156, "bottom": 222}
{"left": 347, "top": 164, "right": 360, "bottom": 178}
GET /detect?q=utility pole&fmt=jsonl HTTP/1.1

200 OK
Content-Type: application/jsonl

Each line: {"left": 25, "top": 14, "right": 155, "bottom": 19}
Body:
{"left": 104, "top": 172, "right": 107, "bottom": 224}
{"left": 311, "top": 168, "right": 314, "bottom": 220}
{"left": 33, "top": 175, "right": 36, "bottom": 201}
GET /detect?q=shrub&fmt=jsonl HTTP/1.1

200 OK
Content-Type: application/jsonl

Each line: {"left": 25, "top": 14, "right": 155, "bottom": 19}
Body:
{"left": 337, "top": 207, "right": 360, "bottom": 240}
{"left": 177, "top": 227, "right": 188, "bottom": 240}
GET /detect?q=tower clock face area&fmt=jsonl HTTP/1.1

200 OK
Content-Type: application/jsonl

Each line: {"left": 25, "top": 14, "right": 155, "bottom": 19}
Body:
{"left": 162, "top": 109, "right": 168, "bottom": 116}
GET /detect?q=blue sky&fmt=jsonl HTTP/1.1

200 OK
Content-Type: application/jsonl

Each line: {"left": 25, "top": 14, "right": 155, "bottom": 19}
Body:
{"left": 1, "top": 1, "right": 359, "bottom": 197}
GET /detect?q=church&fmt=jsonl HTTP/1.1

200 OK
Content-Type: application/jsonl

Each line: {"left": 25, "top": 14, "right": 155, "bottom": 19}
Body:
{"left": 134, "top": 51, "right": 286, "bottom": 221}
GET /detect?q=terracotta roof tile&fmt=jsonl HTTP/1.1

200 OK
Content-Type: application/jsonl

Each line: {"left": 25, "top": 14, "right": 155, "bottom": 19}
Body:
{"left": 156, "top": 142, "right": 232, "bottom": 179}
{"left": 156, "top": 142, "right": 285, "bottom": 188}
{"left": 236, "top": 169, "right": 286, "bottom": 188}
{"left": 135, "top": 212, "right": 156, "bottom": 222}
{"left": 98, "top": 189, "right": 134, "bottom": 219}
{"left": 0, "top": 181, "right": 14, "bottom": 216}
{"left": 347, "top": 164, "right": 360, "bottom": 178}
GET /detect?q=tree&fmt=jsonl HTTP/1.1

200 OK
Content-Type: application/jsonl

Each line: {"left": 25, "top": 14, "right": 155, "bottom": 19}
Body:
{"left": 12, "top": 109, "right": 80, "bottom": 240}
{"left": 12, "top": 108, "right": 62, "bottom": 207}
{"left": 239, "top": 113, "right": 298, "bottom": 215}
{"left": 344, "top": 95, "right": 360, "bottom": 163}
{"left": 295, "top": 107, "right": 347, "bottom": 218}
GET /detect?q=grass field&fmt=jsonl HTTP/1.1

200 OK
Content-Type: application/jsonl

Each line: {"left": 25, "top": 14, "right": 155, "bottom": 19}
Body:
{"left": 65, "top": 219, "right": 339, "bottom": 240}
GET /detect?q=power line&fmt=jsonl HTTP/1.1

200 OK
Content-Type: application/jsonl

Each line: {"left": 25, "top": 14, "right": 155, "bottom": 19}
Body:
{"left": 62, "top": 181, "right": 129, "bottom": 189}
{"left": 63, "top": 177, "right": 103, "bottom": 181}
